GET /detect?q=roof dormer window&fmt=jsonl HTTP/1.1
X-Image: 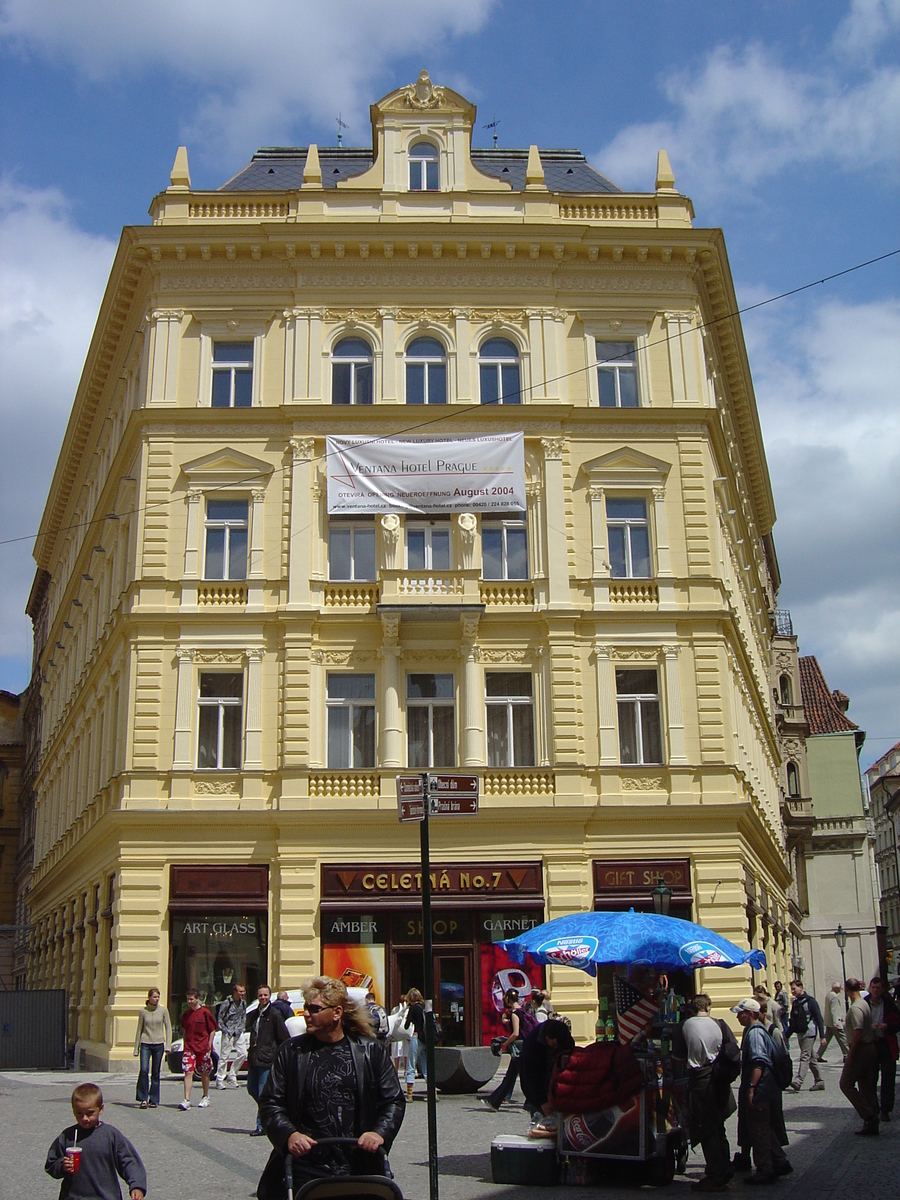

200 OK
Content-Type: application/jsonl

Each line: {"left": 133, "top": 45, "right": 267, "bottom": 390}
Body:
{"left": 409, "top": 141, "right": 439, "bottom": 191}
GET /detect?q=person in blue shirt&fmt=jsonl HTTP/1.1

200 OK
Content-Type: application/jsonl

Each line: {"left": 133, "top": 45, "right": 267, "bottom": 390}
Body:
{"left": 733, "top": 998, "right": 792, "bottom": 1186}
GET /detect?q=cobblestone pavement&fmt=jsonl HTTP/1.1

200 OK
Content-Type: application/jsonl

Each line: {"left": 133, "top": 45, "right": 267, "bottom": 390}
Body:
{"left": 2, "top": 1053, "right": 897, "bottom": 1199}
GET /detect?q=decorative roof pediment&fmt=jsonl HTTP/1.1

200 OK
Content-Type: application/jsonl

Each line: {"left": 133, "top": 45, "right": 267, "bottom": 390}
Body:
{"left": 580, "top": 447, "right": 672, "bottom": 488}
{"left": 374, "top": 71, "right": 476, "bottom": 122}
{"left": 181, "top": 448, "right": 273, "bottom": 489}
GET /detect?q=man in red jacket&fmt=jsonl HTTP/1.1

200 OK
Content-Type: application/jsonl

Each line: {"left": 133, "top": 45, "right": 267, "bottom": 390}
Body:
{"left": 866, "top": 976, "right": 900, "bottom": 1123}
{"left": 179, "top": 988, "right": 218, "bottom": 1110}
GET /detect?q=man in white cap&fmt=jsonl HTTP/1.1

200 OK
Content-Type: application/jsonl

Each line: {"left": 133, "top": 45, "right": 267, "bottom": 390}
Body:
{"left": 732, "top": 998, "right": 792, "bottom": 1185}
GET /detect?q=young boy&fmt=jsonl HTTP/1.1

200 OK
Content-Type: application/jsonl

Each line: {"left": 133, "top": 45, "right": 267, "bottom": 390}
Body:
{"left": 179, "top": 986, "right": 217, "bottom": 1110}
{"left": 45, "top": 1082, "right": 147, "bottom": 1199}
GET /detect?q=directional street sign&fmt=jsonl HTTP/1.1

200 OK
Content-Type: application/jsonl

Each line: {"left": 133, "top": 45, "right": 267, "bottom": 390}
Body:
{"left": 397, "top": 774, "right": 426, "bottom": 823}
{"left": 427, "top": 773, "right": 479, "bottom": 816}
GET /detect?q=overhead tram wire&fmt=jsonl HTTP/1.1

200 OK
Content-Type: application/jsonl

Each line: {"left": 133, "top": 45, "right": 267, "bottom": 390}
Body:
{"left": 0, "top": 245, "right": 897, "bottom": 553}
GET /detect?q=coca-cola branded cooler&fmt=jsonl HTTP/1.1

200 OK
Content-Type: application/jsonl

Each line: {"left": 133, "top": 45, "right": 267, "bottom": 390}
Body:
{"left": 490, "top": 1134, "right": 560, "bottom": 1186}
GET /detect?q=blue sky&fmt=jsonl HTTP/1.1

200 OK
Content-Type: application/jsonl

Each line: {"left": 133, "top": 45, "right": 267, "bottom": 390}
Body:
{"left": 1, "top": 0, "right": 898, "bottom": 769}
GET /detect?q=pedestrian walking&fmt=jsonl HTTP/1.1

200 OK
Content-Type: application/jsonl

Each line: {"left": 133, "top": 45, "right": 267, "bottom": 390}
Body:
{"left": 682, "top": 994, "right": 738, "bottom": 1192}
{"left": 403, "top": 987, "right": 428, "bottom": 1100}
{"left": 255, "top": 975, "right": 404, "bottom": 1198}
{"left": 389, "top": 993, "right": 410, "bottom": 1078}
{"left": 45, "top": 1082, "right": 147, "bottom": 1200}
{"left": 365, "top": 990, "right": 389, "bottom": 1040}
{"left": 840, "top": 977, "right": 880, "bottom": 1135}
{"left": 787, "top": 979, "right": 826, "bottom": 1091}
{"left": 179, "top": 988, "right": 217, "bottom": 1110}
{"left": 753, "top": 985, "right": 781, "bottom": 1029}
{"left": 732, "top": 998, "right": 792, "bottom": 1185}
{"left": 133, "top": 987, "right": 172, "bottom": 1109}
{"left": 247, "top": 984, "right": 290, "bottom": 1135}
{"left": 818, "top": 982, "right": 849, "bottom": 1062}
{"left": 865, "top": 975, "right": 899, "bottom": 1123}
{"left": 271, "top": 989, "right": 294, "bottom": 1021}
{"left": 531, "top": 987, "right": 555, "bottom": 1022}
{"left": 484, "top": 987, "right": 537, "bottom": 1110}
{"left": 215, "top": 982, "right": 247, "bottom": 1089}
{"left": 774, "top": 981, "right": 790, "bottom": 1041}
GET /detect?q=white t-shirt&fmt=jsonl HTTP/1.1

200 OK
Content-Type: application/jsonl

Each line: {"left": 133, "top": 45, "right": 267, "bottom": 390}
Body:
{"left": 683, "top": 1014, "right": 723, "bottom": 1068}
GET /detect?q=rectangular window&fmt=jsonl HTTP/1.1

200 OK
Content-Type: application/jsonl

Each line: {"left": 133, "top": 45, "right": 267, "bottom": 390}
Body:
{"left": 406, "top": 522, "right": 451, "bottom": 570}
{"left": 607, "top": 497, "right": 651, "bottom": 578}
{"left": 327, "top": 675, "right": 376, "bottom": 768}
{"left": 407, "top": 673, "right": 455, "bottom": 769}
{"left": 204, "top": 499, "right": 249, "bottom": 580}
{"left": 211, "top": 342, "right": 253, "bottom": 408}
{"left": 328, "top": 521, "right": 376, "bottom": 581}
{"left": 482, "top": 519, "right": 528, "bottom": 580}
{"left": 596, "top": 341, "right": 638, "bottom": 408}
{"left": 486, "top": 673, "right": 535, "bottom": 767}
{"left": 197, "top": 672, "right": 243, "bottom": 770}
{"left": 616, "top": 669, "right": 662, "bottom": 765}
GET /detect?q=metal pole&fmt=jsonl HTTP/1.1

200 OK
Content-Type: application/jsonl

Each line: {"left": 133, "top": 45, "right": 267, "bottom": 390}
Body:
{"left": 840, "top": 946, "right": 848, "bottom": 1013}
{"left": 420, "top": 777, "right": 439, "bottom": 1200}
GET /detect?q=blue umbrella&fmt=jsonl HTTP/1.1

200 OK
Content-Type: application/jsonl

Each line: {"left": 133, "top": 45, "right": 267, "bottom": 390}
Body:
{"left": 497, "top": 910, "right": 766, "bottom": 977}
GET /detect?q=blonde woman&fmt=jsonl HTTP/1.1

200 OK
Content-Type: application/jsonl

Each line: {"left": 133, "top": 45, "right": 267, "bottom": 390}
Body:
{"left": 134, "top": 987, "right": 172, "bottom": 1108}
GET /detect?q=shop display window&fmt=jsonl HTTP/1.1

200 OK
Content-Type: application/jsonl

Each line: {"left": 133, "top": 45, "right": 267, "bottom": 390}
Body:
{"left": 169, "top": 912, "right": 267, "bottom": 1026}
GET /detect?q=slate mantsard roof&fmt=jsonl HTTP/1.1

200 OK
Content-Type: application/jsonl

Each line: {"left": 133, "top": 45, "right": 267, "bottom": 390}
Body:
{"left": 799, "top": 656, "right": 859, "bottom": 735}
{"left": 220, "top": 146, "right": 623, "bottom": 194}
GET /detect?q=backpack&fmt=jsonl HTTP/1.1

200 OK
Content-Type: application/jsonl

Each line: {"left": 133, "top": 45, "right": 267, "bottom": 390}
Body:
{"left": 788, "top": 996, "right": 810, "bottom": 1036}
{"left": 763, "top": 1026, "right": 793, "bottom": 1090}
{"left": 517, "top": 1007, "right": 539, "bottom": 1038}
{"left": 367, "top": 1001, "right": 389, "bottom": 1040}
{"left": 712, "top": 1019, "right": 741, "bottom": 1084}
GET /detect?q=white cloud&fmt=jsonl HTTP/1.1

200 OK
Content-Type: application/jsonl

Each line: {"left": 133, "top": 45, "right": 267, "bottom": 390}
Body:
{"left": 0, "top": 0, "right": 498, "bottom": 157}
{"left": 746, "top": 296, "right": 900, "bottom": 767}
{"left": 833, "top": 0, "right": 900, "bottom": 59}
{"left": 595, "top": 38, "right": 900, "bottom": 197}
{"left": 0, "top": 181, "right": 116, "bottom": 664}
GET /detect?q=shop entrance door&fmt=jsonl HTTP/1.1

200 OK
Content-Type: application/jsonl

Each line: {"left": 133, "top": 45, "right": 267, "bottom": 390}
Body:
{"left": 393, "top": 949, "right": 473, "bottom": 1046}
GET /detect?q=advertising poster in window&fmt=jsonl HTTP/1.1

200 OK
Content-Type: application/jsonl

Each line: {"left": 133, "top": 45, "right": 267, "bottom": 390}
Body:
{"left": 479, "top": 942, "right": 544, "bottom": 1045}
{"left": 322, "top": 944, "right": 387, "bottom": 1008}
{"left": 326, "top": 434, "right": 526, "bottom": 514}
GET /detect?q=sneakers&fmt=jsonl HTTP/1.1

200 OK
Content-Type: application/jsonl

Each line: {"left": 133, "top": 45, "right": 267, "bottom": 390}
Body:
{"left": 198, "top": 1096, "right": 210, "bottom": 1108}
{"left": 215, "top": 1080, "right": 226, "bottom": 1089}
{"left": 179, "top": 1099, "right": 191, "bottom": 1110}
{"left": 225, "top": 1079, "right": 239, "bottom": 1089}
{"left": 810, "top": 1081, "right": 826, "bottom": 1091}
{"left": 788, "top": 1080, "right": 802, "bottom": 1091}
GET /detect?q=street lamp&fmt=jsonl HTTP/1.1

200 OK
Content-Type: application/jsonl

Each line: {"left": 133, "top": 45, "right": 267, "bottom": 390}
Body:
{"left": 652, "top": 874, "right": 673, "bottom": 916}
{"left": 834, "top": 924, "right": 849, "bottom": 1013}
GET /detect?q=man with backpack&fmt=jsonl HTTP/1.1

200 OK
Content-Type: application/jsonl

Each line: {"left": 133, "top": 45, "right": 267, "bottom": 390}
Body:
{"left": 732, "top": 998, "right": 793, "bottom": 1185}
{"left": 682, "top": 995, "right": 738, "bottom": 1192}
{"left": 365, "top": 991, "right": 390, "bottom": 1042}
{"left": 787, "top": 979, "right": 826, "bottom": 1091}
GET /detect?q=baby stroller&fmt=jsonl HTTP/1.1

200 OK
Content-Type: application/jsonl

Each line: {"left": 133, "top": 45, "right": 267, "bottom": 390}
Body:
{"left": 285, "top": 1138, "right": 404, "bottom": 1200}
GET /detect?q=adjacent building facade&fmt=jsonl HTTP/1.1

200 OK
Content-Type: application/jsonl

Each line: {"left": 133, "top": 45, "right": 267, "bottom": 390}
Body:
{"left": 25, "top": 74, "right": 793, "bottom": 1069}
{"left": 867, "top": 741, "right": 900, "bottom": 975}
{"left": 0, "top": 690, "right": 25, "bottom": 988}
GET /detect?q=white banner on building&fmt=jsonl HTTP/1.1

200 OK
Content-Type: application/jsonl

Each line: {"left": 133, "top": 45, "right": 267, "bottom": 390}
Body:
{"left": 326, "top": 434, "right": 526, "bottom": 514}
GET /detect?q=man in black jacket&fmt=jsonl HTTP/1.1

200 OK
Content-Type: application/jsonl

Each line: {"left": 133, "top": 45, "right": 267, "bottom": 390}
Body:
{"left": 256, "top": 975, "right": 404, "bottom": 1199}
{"left": 519, "top": 1018, "right": 574, "bottom": 1122}
{"left": 787, "top": 980, "right": 826, "bottom": 1091}
{"left": 247, "top": 985, "right": 289, "bottom": 1135}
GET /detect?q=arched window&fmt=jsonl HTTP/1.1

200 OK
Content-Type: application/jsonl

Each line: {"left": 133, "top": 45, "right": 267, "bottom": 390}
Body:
{"left": 405, "top": 337, "right": 447, "bottom": 404}
{"left": 479, "top": 338, "right": 521, "bottom": 405}
{"left": 332, "top": 337, "right": 373, "bottom": 405}
{"left": 787, "top": 762, "right": 800, "bottom": 798}
{"left": 779, "top": 674, "right": 793, "bottom": 707}
{"left": 409, "top": 141, "right": 439, "bottom": 191}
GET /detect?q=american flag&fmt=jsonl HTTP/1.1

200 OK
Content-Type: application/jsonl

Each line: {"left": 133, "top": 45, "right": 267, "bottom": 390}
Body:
{"left": 613, "top": 974, "right": 659, "bottom": 1043}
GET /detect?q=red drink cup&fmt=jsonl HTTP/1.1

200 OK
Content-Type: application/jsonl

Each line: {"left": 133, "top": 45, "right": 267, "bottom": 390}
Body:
{"left": 67, "top": 1147, "right": 81, "bottom": 1173}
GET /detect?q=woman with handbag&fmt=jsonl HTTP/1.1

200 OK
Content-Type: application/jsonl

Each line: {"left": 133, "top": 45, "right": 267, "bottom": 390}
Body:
{"left": 484, "top": 988, "right": 537, "bottom": 1110}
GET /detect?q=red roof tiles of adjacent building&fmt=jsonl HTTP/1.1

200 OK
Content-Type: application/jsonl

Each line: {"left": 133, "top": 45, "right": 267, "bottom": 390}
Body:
{"left": 798, "top": 656, "right": 859, "bottom": 735}
{"left": 866, "top": 739, "right": 900, "bottom": 776}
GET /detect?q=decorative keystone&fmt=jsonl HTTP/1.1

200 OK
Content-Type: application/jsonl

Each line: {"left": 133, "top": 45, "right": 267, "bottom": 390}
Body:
{"left": 169, "top": 146, "right": 191, "bottom": 190}
{"left": 303, "top": 143, "right": 323, "bottom": 186}
{"left": 655, "top": 149, "right": 676, "bottom": 192}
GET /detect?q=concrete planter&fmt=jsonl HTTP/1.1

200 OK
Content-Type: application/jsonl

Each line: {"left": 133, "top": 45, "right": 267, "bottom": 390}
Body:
{"left": 433, "top": 1045, "right": 500, "bottom": 1093}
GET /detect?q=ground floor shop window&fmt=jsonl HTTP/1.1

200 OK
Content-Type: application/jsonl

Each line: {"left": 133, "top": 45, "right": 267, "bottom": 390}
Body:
{"left": 169, "top": 912, "right": 267, "bottom": 1025}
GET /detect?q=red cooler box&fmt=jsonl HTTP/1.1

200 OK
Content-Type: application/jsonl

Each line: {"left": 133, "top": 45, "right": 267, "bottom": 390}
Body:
{"left": 491, "top": 1133, "right": 559, "bottom": 1186}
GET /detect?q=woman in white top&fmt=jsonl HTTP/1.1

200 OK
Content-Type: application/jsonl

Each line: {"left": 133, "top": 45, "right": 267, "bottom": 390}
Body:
{"left": 134, "top": 987, "right": 172, "bottom": 1108}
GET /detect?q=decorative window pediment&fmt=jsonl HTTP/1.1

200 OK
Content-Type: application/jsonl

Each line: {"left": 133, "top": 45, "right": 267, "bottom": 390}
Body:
{"left": 580, "top": 447, "right": 671, "bottom": 490}
{"left": 181, "top": 448, "right": 273, "bottom": 490}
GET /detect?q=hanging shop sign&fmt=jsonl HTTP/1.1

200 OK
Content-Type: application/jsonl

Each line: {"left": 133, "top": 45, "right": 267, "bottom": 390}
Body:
{"left": 325, "top": 433, "right": 526, "bottom": 514}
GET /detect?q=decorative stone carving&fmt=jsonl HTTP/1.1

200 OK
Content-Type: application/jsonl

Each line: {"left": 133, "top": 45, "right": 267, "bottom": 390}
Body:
{"left": 403, "top": 70, "right": 446, "bottom": 109}
{"left": 380, "top": 611, "right": 401, "bottom": 646}
{"left": 541, "top": 437, "right": 565, "bottom": 461}
{"left": 192, "top": 650, "right": 245, "bottom": 664}
{"left": 194, "top": 780, "right": 239, "bottom": 795}
{"left": 621, "top": 775, "right": 665, "bottom": 791}
{"left": 290, "top": 437, "right": 316, "bottom": 461}
{"left": 479, "top": 649, "right": 529, "bottom": 664}
{"left": 380, "top": 513, "right": 401, "bottom": 549}
{"left": 613, "top": 647, "right": 659, "bottom": 663}
{"left": 457, "top": 512, "right": 477, "bottom": 543}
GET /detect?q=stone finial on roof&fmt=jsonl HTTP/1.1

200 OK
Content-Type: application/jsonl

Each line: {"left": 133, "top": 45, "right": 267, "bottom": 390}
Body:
{"left": 303, "top": 144, "right": 323, "bottom": 187}
{"left": 169, "top": 146, "right": 191, "bottom": 190}
{"left": 655, "top": 149, "right": 676, "bottom": 192}
{"left": 525, "top": 144, "right": 547, "bottom": 190}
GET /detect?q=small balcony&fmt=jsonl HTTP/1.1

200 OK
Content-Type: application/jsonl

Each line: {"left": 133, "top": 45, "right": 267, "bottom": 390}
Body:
{"left": 781, "top": 794, "right": 815, "bottom": 831}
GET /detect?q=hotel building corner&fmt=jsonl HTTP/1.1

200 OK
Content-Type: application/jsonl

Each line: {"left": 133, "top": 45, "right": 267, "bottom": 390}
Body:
{"left": 23, "top": 73, "right": 794, "bottom": 1069}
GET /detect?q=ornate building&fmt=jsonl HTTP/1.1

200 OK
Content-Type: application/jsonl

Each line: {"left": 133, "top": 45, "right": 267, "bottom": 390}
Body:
{"left": 867, "top": 741, "right": 900, "bottom": 974}
{"left": 26, "top": 73, "right": 792, "bottom": 1069}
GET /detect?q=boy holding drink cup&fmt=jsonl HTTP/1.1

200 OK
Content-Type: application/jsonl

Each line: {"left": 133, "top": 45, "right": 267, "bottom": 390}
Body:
{"left": 45, "top": 1083, "right": 147, "bottom": 1199}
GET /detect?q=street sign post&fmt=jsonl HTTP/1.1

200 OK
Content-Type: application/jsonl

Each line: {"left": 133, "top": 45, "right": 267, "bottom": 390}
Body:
{"left": 396, "top": 774, "right": 426, "bottom": 823}
{"left": 427, "top": 772, "right": 478, "bottom": 815}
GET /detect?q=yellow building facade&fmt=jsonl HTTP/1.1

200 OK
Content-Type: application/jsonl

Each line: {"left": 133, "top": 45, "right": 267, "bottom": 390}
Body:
{"left": 27, "top": 75, "right": 792, "bottom": 1069}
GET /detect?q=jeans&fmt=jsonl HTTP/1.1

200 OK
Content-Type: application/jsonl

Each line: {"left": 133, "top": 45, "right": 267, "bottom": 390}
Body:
{"left": 745, "top": 1099, "right": 789, "bottom": 1175}
{"left": 874, "top": 1039, "right": 896, "bottom": 1117}
{"left": 405, "top": 1035, "right": 427, "bottom": 1085}
{"left": 247, "top": 1064, "right": 271, "bottom": 1132}
{"left": 840, "top": 1042, "right": 879, "bottom": 1124}
{"left": 215, "top": 1031, "right": 242, "bottom": 1084}
{"left": 136, "top": 1042, "right": 164, "bottom": 1105}
{"left": 794, "top": 1035, "right": 823, "bottom": 1086}
{"left": 488, "top": 1047, "right": 520, "bottom": 1108}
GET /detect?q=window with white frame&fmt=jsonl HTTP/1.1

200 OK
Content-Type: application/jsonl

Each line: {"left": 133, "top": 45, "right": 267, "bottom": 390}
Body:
{"left": 409, "top": 141, "right": 439, "bottom": 191}
{"left": 197, "top": 672, "right": 243, "bottom": 769}
{"left": 328, "top": 520, "right": 376, "bottom": 581}
{"left": 479, "top": 338, "right": 521, "bottom": 405}
{"left": 486, "top": 672, "right": 535, "bottom": 767}
{"left": 405, "top": 337, "right": 447, "bottom": 404}
{"left": 616, "top": 668, "right": 663, "bottom": 765}
{"left": 332, "top": 337, "right": 373, "bottom": 405}
{"left": 606, "top": 497, "right": 651, "bottom": 578}
{"left": 211, "top": 342, "right": 253, "bottom": 408}
{"left": 406, "top": 520, "right": 451, "bottom": 570}
{"left": 407, "top": 673, "right": 455, "bottom": 768}
{"left": 327, "top": 674, "right": 376, "bottom": 768}
{"left": 482, "top": 517, "right": 528, "bottom": 580}
{"left": 596, "top": 340, "right": 638, "bottom": 408}
{"left": 204, "top": 499, "right": 249, "bottom": 580}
